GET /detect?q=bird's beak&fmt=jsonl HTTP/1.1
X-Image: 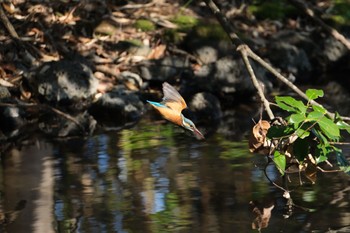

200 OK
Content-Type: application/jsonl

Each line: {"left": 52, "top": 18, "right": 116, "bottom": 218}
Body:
{"left": 193, "top": 127, "right": 205, "bottom": 140}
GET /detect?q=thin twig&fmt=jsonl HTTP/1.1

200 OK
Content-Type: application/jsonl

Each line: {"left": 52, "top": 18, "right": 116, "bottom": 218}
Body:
{"left": 238, "top": 45, "right": 274, "bottom": 120}
{"left": 49, "top": 106, "right": 86, "bottom": 132}
{"left": 0, "top": 3, "right": 19, "bottom": 38}
{"left": 263, "top": 160, "right": 289, "bottom": 193}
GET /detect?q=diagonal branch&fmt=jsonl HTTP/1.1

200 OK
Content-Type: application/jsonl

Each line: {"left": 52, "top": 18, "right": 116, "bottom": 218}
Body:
{"left": 238, "top": 45, "right": 274, "bottom": 120}
{"left": 203, "top": 0, "right": 350, "bottom": 122}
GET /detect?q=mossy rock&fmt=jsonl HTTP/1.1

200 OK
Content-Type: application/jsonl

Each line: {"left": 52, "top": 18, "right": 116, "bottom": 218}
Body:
{"left": 193, "top": 22, "right": 230, "bottom": 41}
{"left": 326, "top": 0, "right": 350, "bottom": 26}
{"left": 170, "top": 14, "right": 199, "bottom": 31}
{"left": 134, "top": 19, "right": 156, "bottom": 31}
{"left": 248, "top": 1, "right": 296, "bottom": 20}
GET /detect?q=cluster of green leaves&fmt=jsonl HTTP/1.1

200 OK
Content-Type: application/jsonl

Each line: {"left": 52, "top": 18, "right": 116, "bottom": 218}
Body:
{"left": 267, "top": 89, "right": 350, "bottom": 175}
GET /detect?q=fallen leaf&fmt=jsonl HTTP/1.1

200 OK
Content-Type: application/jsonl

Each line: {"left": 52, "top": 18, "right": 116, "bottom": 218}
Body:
{"left": 249, "top": 120, "right": 271, "bottom": 153}
{"left": 147, "top": 44, "right": 166, "bottom": 59}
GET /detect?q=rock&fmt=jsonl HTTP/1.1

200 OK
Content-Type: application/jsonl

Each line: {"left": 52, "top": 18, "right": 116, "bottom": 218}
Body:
{"left": 323, "top": 81, "right": 350, "bottom": 115}
{"left": 89, "top": 85, "right": 144, "bottom": 126}
{"left": 38, "top": 111, "right": 96, "bottom": 137}
{"left": 194, "top": 46, "right": 219, "bottom": 64}
{"left": 0, "top": 99, "right": 28, "bottom": 139}
{"left": 193, "top": 55, "right": 270, "bottom": 99}
{"left": 267, "top": 41, "right": 312, "bottom": 78}
{"left": 189, "top": 92, "right": 222, "bottom": 123}
{"left": 26, "top": 60, "right": 99, "bottom": 110}
{"left": 264, "top": 30, "right": 317, "bottom": 82}
{"left": 321, "top": 37, "right": 348, "bottom": 63}
{"left": 138, "top": 56, "right": 191, "bottom": 82}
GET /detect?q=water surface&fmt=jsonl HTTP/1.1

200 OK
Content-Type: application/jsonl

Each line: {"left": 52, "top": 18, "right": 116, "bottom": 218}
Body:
{"left": 1, "top": 118, "right": 349, "bottom": 233}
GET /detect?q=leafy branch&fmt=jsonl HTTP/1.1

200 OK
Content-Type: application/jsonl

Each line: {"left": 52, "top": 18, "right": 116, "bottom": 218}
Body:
{"left": 267, "top": 89, "right": 350, "bottom": 177}
{"left": 203, "top": 0, "right": 350, "bottom": 184}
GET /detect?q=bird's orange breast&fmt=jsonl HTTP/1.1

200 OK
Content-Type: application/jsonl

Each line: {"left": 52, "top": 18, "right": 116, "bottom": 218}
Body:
{"left": 151, "top": 105, "right": 183, "bottom": 126}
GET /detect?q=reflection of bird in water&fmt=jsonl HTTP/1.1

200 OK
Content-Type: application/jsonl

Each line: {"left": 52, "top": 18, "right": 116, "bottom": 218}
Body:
{"left": 147, "top": 82, "right": 205, "bottom": 140}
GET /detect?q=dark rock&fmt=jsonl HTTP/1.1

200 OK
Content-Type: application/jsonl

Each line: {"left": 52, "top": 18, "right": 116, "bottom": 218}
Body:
{"left": 38, "top": 111, "right": 96, "bottom": 137}
{"left": 0, "top": 99, "right": 28, "bottom": 139}
{"left": 186, "top": 92, "right": 222, "bottom": 137}
{"left": 26, "top": 60, "right": 99, "bottom": 110}
{"left": 267, "top": 41, "right": 312, "bottom": 78}
{"left": 193, "top": 55, "right": 270, "bottom": 100}
{"left": 182, "top": 28, "right": 233, "bottom": 64}
{"left": 321, "top": 37, "right": 348, "bottom": 63}
{"left": 0, "top": 105, "right": 25, "bottom": 138}
{"left": 89, "top": 85, "right": 144, "bottom": 127}
{"left": 264, "top": 30, "right": 318, "bottom": 82}
{"left": 189, "top": 92, "right": 222, "bottom": 123}
{"left": 138, "top": 56, "right": 191, "bottom": 82}
{"left": 323, "top": 81, "right": 350, "bottom": 115}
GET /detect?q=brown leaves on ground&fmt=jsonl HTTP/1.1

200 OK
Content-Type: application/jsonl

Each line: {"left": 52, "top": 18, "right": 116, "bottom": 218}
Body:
{"left": 0, "top": 1, "right": 195, "bottom": 90}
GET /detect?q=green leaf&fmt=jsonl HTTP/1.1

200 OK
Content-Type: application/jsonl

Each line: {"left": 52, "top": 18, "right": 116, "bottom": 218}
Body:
{"left": 311, "top": 128, "right": 329, "bottom": 146}
{"left": 316, "top": 154, "right": 328, "bottom": 164}
{"left": 273, "top": 151, "right": 286, "bottom": 175}
{"left": 336, "top": 120, "right": 350, "bottom": 134}
{"left": 275, "top": 96, "right": 307, "bottom": 114}
{"left": 295, "top": 127, "right": 310, "bottom": 139}
{"left": 306, "top": 89, "right": 324, "bottom": 100}
{"left": 314, "top": 144, "right": 333, "bottom": 164}
{"left": 267, "top": 125, "right": 293, "bottom": 138}
{"left": 306, "top": 110, "right": 324, "bottom": 121}
{"left": 318, "top": 117, "right": 340, "bottom": 140}
{"left": 312, "top": 105, "right": 327, "bottom": 114}
{"left": 289, "top": 113, "right": 305, "bottom": 126}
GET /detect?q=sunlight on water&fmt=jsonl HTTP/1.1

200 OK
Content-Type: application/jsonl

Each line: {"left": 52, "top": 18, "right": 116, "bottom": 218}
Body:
{"left": 1, "top": 118, "right": 349, "bottom": 233}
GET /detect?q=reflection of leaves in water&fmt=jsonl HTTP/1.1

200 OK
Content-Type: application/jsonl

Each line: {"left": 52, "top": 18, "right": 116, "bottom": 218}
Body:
{"left": 217, "top": 136, "right": 251, "bottom": 167}
{"left": 119, "top": 123, "right": 175, "bottom": 151}
{"left": 150, "top": 192, "right": 191, "bottom": 232}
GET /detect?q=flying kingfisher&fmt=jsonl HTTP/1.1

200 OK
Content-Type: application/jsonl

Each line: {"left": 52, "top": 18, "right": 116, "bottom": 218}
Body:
{"left": 147, "top": 82, "right": 205, "bottom": 140}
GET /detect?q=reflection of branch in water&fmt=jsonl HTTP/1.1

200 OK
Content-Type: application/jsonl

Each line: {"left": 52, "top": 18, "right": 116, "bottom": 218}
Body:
{"left": 0, "top": 200, "right": 27, "bottom": 225}
{"left": 263, "top": 160, "right": 289, "bottom": 193}
{"left": 262, "top": 161, "right": 312, "bottom": 219}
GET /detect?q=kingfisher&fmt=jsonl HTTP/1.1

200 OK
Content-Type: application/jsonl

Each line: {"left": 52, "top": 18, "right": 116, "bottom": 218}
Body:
{"left": 147, "top": 82, "right": 205, "bottom": 140}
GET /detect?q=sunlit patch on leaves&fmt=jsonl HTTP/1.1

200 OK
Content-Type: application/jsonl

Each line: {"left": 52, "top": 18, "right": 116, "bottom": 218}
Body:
{"left": 249, "top": 88, "right": 350, "bottom": 180}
